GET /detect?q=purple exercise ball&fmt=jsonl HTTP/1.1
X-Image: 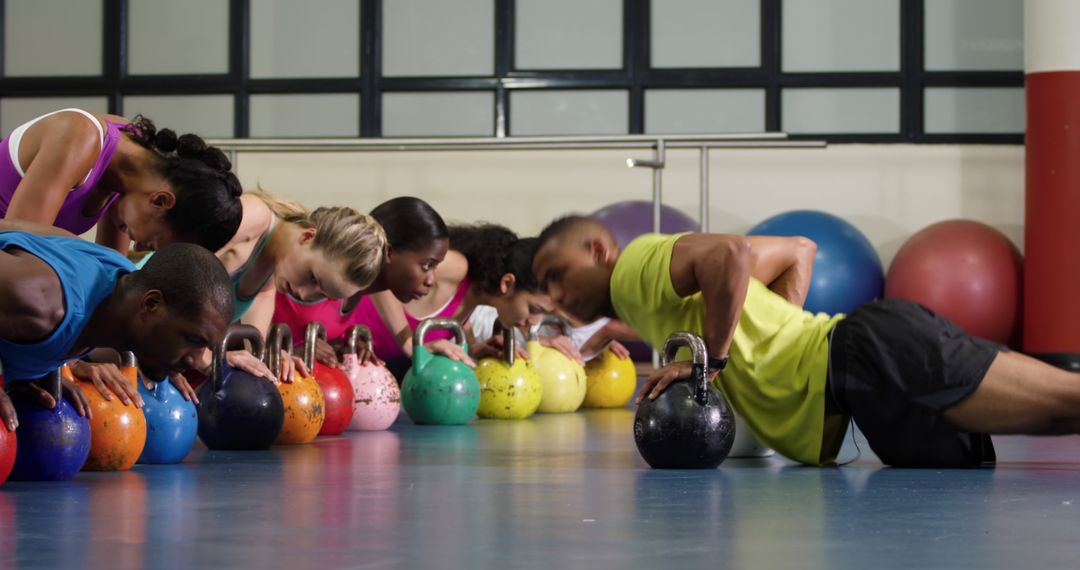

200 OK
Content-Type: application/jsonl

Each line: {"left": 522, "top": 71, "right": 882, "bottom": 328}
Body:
{"left": 591, "top": 200, "right": 699, "bottom": 249}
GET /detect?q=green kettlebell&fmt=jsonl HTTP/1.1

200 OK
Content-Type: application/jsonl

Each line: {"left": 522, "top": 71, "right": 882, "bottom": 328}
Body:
{"left": 401, "top": 318, "right": 480, "bottom": 425}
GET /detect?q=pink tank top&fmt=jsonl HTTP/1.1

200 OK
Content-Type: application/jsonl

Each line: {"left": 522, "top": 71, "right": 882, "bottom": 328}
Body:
{"left": 275, "top": 277, "right": 473, "bottom": 361}
{"left": 0, "top": 109, "right": 124, "bottom": 235}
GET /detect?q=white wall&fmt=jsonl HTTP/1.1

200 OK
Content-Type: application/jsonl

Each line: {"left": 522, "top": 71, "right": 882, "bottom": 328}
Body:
{"left": 233, "top": 143, "right": 1024, "bottom": 267}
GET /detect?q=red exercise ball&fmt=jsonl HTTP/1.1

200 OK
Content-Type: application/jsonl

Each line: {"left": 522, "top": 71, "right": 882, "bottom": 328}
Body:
{"left": 885, "top": 220, "right": 1023, "bottom": 347}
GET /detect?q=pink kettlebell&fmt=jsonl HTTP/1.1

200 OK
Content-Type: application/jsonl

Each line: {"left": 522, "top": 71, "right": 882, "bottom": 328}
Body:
{"left": 344, "top": 325, "right": 401, "bottom": 431}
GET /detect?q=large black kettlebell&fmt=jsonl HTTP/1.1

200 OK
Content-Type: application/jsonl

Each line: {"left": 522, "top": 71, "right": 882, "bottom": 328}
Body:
{"left": 196, "top": 324, "right": 286, "bottom": 450}
{"left": 633, "top": 332, "right": 736, "bottom": 469}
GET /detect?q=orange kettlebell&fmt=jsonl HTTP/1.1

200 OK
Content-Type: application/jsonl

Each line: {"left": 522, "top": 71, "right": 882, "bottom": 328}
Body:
{"left": 69, "top": 353, "right": 148, "bottom": 471}
{"left": 268, "top": 324, "right": 325, "bottom": 445}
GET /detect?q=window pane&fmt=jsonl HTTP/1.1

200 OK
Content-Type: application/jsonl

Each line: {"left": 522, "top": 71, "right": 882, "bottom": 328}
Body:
{"left": 510, "top": 90, "right": 628, "bottom": 136}
{"left": 123, "top": 95, "right": 234, "bottom": 137}
{"left": 515, "top": 0, "right": 622, "bottom": 70}
{"left": 1, "top": 97, "right": 109, "bottom": 137}
{"left": 782, "top": 0, "right": 899, "bottom": 72}
{"left": 925, "top": 87, "right": 1024, "bottom": 134}
{"left": 925, "top": 0, "right": 1022, "bottom": 71}
{"left": 250, "top": 0, "right": 360, "bottom": 79}
{"left": 782, "top": 88, "right": 899, "bottom": 134}
{"left": 4, "top": 0, "right": 103, "bottom": 76}
{"left": 382, "top": 92, "right": 493, "bottom": 137}
{"left": 128, "top": 0, "right": 229, "bottom": 75}
{"left": 383, "top": 0, "right": 493, "bottom": 77}
{"left": 651, "top": 0, "right": 760, "bottom": 68}
{"left": 250, "top": 94, "right": 360, "bottom": 137}
{"left": 646, "top": 89, "right": 765, "bottom": 133}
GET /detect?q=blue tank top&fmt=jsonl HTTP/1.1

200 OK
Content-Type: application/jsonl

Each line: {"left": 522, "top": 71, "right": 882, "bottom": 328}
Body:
{"left": 0, "top": 231, "right": 134, "bottom": 381}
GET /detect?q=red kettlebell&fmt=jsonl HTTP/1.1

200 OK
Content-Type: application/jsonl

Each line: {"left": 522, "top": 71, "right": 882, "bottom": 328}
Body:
{"left": 304, "top": 322, "right": 354, "bottom": 436}
{"left": 0, "top": 374, "right": 15, "bottom": 485}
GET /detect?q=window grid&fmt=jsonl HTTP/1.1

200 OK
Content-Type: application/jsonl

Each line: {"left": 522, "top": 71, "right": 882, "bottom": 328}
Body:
{"left": 0, "top": 0, "right": 1023, "bottom": 143}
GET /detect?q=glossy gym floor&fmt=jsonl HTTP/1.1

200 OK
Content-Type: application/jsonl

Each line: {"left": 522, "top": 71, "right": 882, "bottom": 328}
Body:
{"left": 2, "top": 378, "right": 1078, "bottom": 570}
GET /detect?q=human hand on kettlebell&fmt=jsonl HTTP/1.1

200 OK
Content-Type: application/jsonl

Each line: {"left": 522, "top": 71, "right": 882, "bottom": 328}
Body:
{"left": 67, "top": 360, "right": 144, "bottom": 408}
{"left": 0, "top": 391, "right": 16, "bottom": 432}
{"left": 538, "top": 335, "right": 584, "bottom": 364}
{"left": 607, "top": 341, "right": 631, "bottom": 360}
{"left": 427, "top": 339, "right": 477, "bottom": 368}
{"left": 636, "top": 361, "right": 719, "bottom": 404}
{"left": 168, "top": 372, "right": 200, "bottom": 404}
{"left": 225, "top": 350, "right": 278, "bottom": 384}
{"left": 314, "top": 337, "right": 342, "bottom": 368}
{"left": 278, "top": 352, "right": 310, "bottom": 382}
{"left": 354, "top": 339, "right": 384, "bottom": 367}
{"left": 471, "top": 335, "right": 528, "bottom": 362}
{"left": 16, "top": 375, "right": 92, "bottom": 418}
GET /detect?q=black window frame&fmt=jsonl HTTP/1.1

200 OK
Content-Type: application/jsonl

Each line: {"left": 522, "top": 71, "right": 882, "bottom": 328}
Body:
{"left": 0, "top": 0, "right": 1023, "bottom": 143}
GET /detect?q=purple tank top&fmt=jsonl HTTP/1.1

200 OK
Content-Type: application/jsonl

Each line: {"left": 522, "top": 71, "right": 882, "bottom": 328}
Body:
{"left": 0, "top": 112, "right": 124, "bottom": 235}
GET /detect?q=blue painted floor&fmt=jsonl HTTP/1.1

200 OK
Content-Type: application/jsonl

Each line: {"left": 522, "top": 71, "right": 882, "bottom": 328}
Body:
{"left": 3, "top": 408, "right": 1080, "bottom": 569}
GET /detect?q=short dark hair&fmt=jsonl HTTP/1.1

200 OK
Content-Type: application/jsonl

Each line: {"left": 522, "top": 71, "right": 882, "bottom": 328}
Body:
{"left": 370, "top": 196, "right": 448, "bottom": 252}
{"left": 131, "top": 243, "right": 233, "bottom": 320}
{"left": 536, "top": 215, "right": 594, "bottom": 253}
{"left": 125, "top": 115, "right": 243, "bottom": 252}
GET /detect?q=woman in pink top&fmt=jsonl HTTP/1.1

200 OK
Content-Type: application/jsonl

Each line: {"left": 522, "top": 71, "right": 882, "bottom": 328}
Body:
{"left": 273, "top": 197, "right": 472, "bottom": 375}
{"left": 0, "top": 108, "right": 242, "bottom": 255}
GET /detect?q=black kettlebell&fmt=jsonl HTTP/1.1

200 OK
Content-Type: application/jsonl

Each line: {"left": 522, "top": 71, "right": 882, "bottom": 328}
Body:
{"left": 633, "top": 332, "right": 736, "bottom": 469}
{"left": 196, "top": 324, "right": 286, "bottom": 450}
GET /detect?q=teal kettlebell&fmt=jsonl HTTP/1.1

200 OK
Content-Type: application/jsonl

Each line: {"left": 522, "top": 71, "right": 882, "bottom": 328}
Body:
{"left": 401, "top": 318, "right": 480, "bottom": 425}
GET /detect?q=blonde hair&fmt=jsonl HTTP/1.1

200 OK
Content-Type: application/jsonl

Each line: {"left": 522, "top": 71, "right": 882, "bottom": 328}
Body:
{"left": 251, "top": 188, "right": 388, "bottom": 290}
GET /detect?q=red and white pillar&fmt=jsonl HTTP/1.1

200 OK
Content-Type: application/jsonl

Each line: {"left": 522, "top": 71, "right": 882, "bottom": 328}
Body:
{"left": 1024, "top": 0, "right": 1080, "bottom": 367}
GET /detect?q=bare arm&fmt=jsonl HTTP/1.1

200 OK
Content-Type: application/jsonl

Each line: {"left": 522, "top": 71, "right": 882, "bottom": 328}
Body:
{"left": 0, "top": 251, "right": 65, "bottom": 342}
{"left": 239, "top": 284, "right": 277, "bottom": 338}
{"left": 5, "top": 116, "right": 100, "bottom": 227}
{"left": 0, "top": 219, "right": 78, "bottom": 238}
{"left": 668, "top": 234, "right": 753, "bottom": 359}
{"left": 371, "top": 290, "right": 413, "bottom": 356}
{"left": 95, "top": 208, "right": 132, "bottom": 255}
{"left": 745, "top": 235, "right": 817, "bottom": 308}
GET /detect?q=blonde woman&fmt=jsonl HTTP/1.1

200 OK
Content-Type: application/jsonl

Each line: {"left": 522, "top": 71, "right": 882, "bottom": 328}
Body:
{"left": 77, "top": 189, "right": 387, "bottom": 401}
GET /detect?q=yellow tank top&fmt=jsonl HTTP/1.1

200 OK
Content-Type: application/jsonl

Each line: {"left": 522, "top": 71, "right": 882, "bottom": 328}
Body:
{"left": 610, "top": 234, "right": 844, "bottom": 465}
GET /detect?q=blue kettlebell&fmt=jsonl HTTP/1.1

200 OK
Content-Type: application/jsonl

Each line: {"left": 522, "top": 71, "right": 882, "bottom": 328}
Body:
{"left": 137, "top": 375, "right": 198, "bottom": 464}
{"left": 10, "top": 369, "right": 92, "bottom": 481}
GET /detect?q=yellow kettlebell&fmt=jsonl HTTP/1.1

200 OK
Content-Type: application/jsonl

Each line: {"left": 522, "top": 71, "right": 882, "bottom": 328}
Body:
{"left": 527, "top": 315, "right": 587, "bottom": 413}
{"left": 582, "top": 346, "right": 636, "bottom": 408}
{"left": 476, "top": 328, "right": 542, "bottom": 420}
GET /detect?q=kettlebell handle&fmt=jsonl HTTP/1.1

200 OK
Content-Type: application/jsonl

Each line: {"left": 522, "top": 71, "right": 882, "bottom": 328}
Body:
{"left": 412, "top": 318, "right": 467, "bottom": 348}
{"left": 212, "top": 324, "right": 266, "bottom": 390}
{"left": 660, "top": 332, "right": 710, "bottom": 405}
{"left": 528, "top": 314, "right": 572, "bottom": 341}
{"left": 266, "top": 324, "right": 294, "bottom": 379}
{"left": 413, "top": 318, "right": 468, "bottom": 373}
{"left": 501, "top": 327, "right": 516, "bottom": 365}
{"left": 122, "top": 351, "right": 137, "bottom": 369}
{"left": 345, "top": 325, "right": 374, "bottom": 358}
{"left": 303, "top": 322, "right": 327, "bottom": 371}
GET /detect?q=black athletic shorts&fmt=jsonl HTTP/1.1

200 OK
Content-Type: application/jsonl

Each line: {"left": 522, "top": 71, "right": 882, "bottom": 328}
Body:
{"left": 827, "top": 299, "right": 1001, "bottom": 468}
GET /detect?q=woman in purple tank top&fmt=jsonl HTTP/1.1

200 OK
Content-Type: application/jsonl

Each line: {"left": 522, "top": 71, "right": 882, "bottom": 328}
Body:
{"left": 0, "top": 109, "right": 243, "bottom": 255}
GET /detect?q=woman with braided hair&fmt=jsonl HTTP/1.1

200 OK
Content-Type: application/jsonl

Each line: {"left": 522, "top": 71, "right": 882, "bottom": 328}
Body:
{"left": 0, "top": 108, "right": 243, "bottom": 254}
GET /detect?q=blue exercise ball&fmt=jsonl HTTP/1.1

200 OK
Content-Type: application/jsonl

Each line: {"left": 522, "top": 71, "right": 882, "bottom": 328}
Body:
{"left": 592, "top": 200, "right": 699, "bottom": 250}
{"left": 747, "top": 210, "right": 883, "bottom": 315}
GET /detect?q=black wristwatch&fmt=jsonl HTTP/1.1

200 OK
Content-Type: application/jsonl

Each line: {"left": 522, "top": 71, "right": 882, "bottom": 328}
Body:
{"left": 707, "top": 355, "right": 729, "bottom": 372}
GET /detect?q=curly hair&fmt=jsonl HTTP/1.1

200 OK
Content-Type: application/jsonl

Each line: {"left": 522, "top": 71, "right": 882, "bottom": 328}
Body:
{"left": 449, "top": 224, "right": 538, "bottom": 294}
{"left": 124, "top": 115, "right": 243, "bottom": 252}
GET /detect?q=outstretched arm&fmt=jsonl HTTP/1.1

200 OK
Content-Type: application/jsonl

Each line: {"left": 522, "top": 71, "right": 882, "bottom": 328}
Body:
{"left": 637, "top": 233, "right": 752, "bottom": 401}
{"left": 5, "top": 115, "right": 100, "bottom": 227}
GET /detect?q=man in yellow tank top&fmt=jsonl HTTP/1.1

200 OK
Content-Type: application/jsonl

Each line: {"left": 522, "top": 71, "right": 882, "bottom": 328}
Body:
{"left": 533, "top": 216, "right": 1080, "bottom": 468}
